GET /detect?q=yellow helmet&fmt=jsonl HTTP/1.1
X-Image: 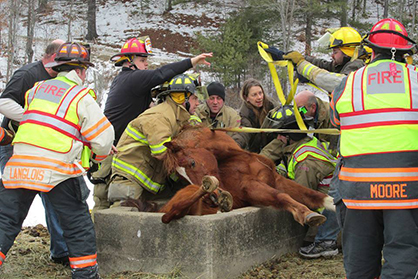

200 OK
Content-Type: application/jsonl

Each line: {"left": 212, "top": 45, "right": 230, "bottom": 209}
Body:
{"left": 329, "top": 27, "right": 362, "bottom": 57}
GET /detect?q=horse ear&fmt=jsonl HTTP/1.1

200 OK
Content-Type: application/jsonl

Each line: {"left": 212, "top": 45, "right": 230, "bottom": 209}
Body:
{"left": 165, "top": 141, "right": 182, "bottom": 152}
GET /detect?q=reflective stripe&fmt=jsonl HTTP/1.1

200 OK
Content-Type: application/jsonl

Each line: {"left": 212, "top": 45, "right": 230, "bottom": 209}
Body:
{"left": 125, "top": 124, "right": 169, "bottom": 155}
{"left": 56, "top": 85, "right": 84, "bottom": 118}
{"left": 340, "top": 109, "right": 418, "bottom": 128}
{"left": 82, "top": 116, "right": 111, "bottom": 141}
{"left": 112, "top": 157, "right": 163, "bottom": 193}
{"left": 27, "top": 80, "right": 46, "bottom": 105}
{"left": 149, "top": 138, "right": 170, "bottom": 155}
{"left": 7, "top": 155, "right": 83, "bottom": 175}
{"left": 0, "top": 128, "right": 4, "bottom": 141}
{"left": 319, "top": 175, "right": 333, "bottom": 187}
{"left": 22, "top": 110, "right": 82, "bottom": 141}
{"left": 126, "top": 124, "right": 147, "bottom": 144}
{"left": 302, "top": 63, "right": 315, "bottom": 77}
{"left": 407, "top": 65, "right": 418, "bottom": 108}
{"left": 3, "top": 180, "right": 54, "bottom": 192}
{"left": 0, "top": 251, "right": 5, "bottom": 265}
{"left": 339, "top": 166, "right": 418, "bottom": 182}
{"left": 69, "top": 253, "right": 97, "bottom": 269}
{"left": 343, "top": 199, "right": 418, "bottom": 209}
{"left": 352, "top": 67, "right": 365, "bottom": 111}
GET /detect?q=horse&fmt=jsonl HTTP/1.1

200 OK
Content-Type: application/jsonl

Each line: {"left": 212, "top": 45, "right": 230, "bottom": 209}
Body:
{"left": 122, "top": 126, "right": 333, "bottom": 226}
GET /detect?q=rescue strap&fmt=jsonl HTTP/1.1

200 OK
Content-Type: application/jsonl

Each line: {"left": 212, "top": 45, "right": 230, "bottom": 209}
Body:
{"left": 257, "top": 41, "right": 307, "bottom": 131}
{"left": 214, "top": 126, "right": 340, "bottom": 135}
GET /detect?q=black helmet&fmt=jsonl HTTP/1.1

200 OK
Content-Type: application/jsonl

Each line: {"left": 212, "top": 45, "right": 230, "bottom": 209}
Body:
{"left": 264, "top": 105, "right": 313, "bottom": 141}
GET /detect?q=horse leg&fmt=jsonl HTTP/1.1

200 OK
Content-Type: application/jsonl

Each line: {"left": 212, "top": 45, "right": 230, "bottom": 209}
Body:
{"left": 159, "top": 176, "right": 219, "bottom": 223}
{"left": 273, "top": 173, "right": 334, "bottom": 211}
{"left": 241, "top": 179, "right": 326, "bottom": 226}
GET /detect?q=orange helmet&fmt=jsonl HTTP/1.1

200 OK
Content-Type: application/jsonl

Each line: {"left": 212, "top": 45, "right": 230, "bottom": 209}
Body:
{"left": 45, "top": 42, "right": 94, "bottom": 70}
{"left": 110, "top": 37, "right": 153, "bottom": 66}
{"left": 363, "top": 18, "right": 416, "bottom": 53}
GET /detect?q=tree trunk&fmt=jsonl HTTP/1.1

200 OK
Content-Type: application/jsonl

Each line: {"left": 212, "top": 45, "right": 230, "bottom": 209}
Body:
{"left": 67, "top": 0, "right": 73, "bottom": 41}
{"left": 165, "top": 0, "right": 172, "bottom": 12}
{"left": 383, "top": 0, "right": 389, "bottom": 18}
{"left": 305, "top": 1, "right": 313, "bottom": 55}
{"left": 7, "top": 0, "right": 21, "bottom": 81}
{"left": 351, "top": 0, "right": 358, "bottom": 21}
{"left": 340, "top": 0, "right": 347, "bottom": 26}
{"left": 85, "top": 0, "right": 98, "bottom": 41}
{"left": 26, "top": 0, "right": 36, "bottom": 64}
{"left": 37, "top": 0, "right": 47, "bottom": 13}
{"left": 362, "top": 0, "right": 367, "bottom": 16}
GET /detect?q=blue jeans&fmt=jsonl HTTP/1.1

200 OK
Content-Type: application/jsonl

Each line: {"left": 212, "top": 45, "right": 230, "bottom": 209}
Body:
{"left": 0, "top": 144, "right": 68, "bottom": 258}
{"left": 315, "top": 208, "right": 340, "bottom": 242}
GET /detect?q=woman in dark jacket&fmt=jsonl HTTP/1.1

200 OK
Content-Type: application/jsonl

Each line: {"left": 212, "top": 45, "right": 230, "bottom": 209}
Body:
{"left": 233, "top": 78, "right": 275, "bottom": 152}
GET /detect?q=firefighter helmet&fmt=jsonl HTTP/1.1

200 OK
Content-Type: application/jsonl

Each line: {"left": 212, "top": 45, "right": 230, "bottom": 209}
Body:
{"left": 45, "top": 42, "right": 94, "bottom": 70}
{"left": 363, "top": 18, "right": 416, "bottom": 53}
{"left": 155, "top": 74, "right": 201, "bottom": 105}
{"left": 329, "top": 27, "right": 362, "bottom": 57}
{"left": 110, "top": 37, "right": 153, "bottom": 66}
{"left": 264, "top": 105, "right": 313, "bottom": 141}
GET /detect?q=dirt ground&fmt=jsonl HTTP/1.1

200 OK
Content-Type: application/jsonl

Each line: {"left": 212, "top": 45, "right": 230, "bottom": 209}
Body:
{"left": 0, "top": 225, "right": 346, "bottom": 279}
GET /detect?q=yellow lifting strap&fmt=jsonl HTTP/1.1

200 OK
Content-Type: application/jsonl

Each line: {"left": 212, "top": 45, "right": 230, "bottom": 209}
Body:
{"left": 257, "top": 41, "right": 307, "bottom": 131}
{"left": 214, "top": 126, "right": 340, "bottom": 135}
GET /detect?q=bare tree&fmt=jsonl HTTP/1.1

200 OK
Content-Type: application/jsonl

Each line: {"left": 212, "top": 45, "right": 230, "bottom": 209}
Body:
{"left": 38, "top": 0, "right": 47, "bottom": 13}
{"left": 85, "top": 0, "right": 98, "bottom": 41}
{"left": 26, "top": 0, "right": 36, "bottom": 63}
{"left": 277, "top": 0, "right": 296, "bottom": 52}
{"left": 7, "top": 0, "right": 22, "bottom": 80}
{"left": 383, "top": 0, "right": 389, "bottom": 18}
{"left": 67, "top": 0, "right": 73, "bottom": 41}
{"left": 165, "top": 0, "right": 172, "bottom": 12}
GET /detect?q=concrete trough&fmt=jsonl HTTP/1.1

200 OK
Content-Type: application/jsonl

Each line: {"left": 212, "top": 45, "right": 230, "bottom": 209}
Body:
{"left": 95, "top": 206, "right": 307, "bottom": 279}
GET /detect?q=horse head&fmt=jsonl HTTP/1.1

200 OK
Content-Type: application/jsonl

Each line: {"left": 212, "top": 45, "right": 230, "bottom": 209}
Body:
{"left": 164, "top": 141, "right": 220, "bottom": 185}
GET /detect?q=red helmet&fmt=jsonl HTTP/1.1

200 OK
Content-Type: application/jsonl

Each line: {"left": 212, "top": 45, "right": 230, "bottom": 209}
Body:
{"left": 363, "top": 18, "right": 416, "bottom": 52}
{"left": 110, "top": 37, "right": 153, "bottom": 66}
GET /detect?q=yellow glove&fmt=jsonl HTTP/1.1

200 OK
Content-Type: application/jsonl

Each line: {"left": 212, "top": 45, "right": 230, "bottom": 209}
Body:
{"left": 283, "top": 51, "right": 305, "bottom": 66}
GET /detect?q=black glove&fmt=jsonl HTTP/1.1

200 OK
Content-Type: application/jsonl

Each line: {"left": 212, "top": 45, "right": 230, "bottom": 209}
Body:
{"left": 265, "top": 46, "right": 284, "bottom": 61}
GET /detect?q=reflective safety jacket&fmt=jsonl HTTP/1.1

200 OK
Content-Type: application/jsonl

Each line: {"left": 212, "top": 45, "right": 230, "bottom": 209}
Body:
{"left": 112, "top": 97, "right": 195, "bottom": 194}
{"left": 286, "top": 137, "right": 337, "bottom": 193}
{"left": 331, "top": 59, "right": 418, "bottom": 209}
{"left": 2, "top": 71, "right": 114, "bottom": 191}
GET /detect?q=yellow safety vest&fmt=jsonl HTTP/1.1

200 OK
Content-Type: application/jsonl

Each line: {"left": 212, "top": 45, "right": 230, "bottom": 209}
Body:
{"left": 335, "top": 59, "right": 418, "bottom": 209}
{"left": 287, "top": 137, "right": 337, "bottom": 189}
{"left": 14, "top": 76, "right": 93, "bottom": 153}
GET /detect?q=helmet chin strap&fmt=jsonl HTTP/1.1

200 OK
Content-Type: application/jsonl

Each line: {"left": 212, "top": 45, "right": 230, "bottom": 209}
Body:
{"left": 127, "top": 56, "right": 138, "bottom": 70}
{"left": 391, "top": 47, "right": 396, "bottom": 60}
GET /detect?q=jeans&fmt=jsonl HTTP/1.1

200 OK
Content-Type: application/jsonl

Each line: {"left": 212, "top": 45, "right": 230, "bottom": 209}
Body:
{"left": 0, "top": 144, "right": 68, "bottom": 258}
{"left": 315, "top": 208, "right": 340, "bottom": 242}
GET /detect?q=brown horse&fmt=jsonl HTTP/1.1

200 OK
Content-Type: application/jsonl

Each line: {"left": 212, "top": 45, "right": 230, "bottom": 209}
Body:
{"left": 159, "top": 126, "right": 333, "bottom": 226}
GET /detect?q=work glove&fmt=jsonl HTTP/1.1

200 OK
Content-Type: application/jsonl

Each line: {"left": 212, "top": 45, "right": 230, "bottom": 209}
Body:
{"left": 265, "top": 46, "right": 284, "bottom": 61}
{"left": 0, "top": 128, "right": 14, "bottom": 146}
{"left": 283, "top": 51, "right": 305, "bottom": 66}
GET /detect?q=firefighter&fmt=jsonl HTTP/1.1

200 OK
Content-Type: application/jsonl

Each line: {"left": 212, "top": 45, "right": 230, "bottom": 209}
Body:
{"left": 195, "top": 81, "right": 241, "bottom": 133}
{"left": 90, "top": 37, "right": 211, "bottom": 214}
{"left": 284, "top": 27, "right": 365, "bottom": 93}
{"left": 108, "top": 74, "right": 202, "bottom": 205}
{"left": 0, "top": 42, "right": 114, "bottom": 278}
{"left": 0, "top": 39, "right": 71, "bottom": 265}
{"left": 261, "top": 90, "right": 338, "bottom": 161}
{"left": 264, "top": 105, "right": 339, "bottom": 258}
{"left": 330, "top": 18, "right": 418, "bottom": 278}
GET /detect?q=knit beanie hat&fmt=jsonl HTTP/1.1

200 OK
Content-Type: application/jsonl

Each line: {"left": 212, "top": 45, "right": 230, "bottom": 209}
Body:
{"left": 207, "top": 82, "right": 225, "bottom": 101}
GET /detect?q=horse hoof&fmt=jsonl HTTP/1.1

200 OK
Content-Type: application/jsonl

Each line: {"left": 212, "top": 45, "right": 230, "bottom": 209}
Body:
{"left": 202, "top": 176, "right": 219, "bottom": 193}
{"left": 304, "top": 212, "right": 327, "bottom": 227}
{"left": 218, "top": 190, "right": 233, "bottom": 212}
